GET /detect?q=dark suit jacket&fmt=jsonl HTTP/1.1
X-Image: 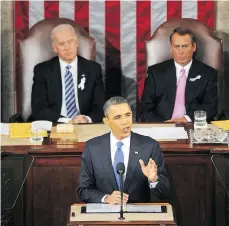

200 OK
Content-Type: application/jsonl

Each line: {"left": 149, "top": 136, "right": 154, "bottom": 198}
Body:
{"left": 139, "top": 59, "right": 218, "bottom": 122}
{"left": 31, "top": 56, "right": 105, "bottom": 122}
{"left": 77, "top": 132, "right": 170, "bottom": 203}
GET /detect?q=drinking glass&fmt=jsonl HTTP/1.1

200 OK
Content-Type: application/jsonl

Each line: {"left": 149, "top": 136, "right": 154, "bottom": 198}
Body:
{"left": 30, "top": 128, "right": 44, "bottom": 143}
{"left": 217, "top": 128, "right": 228, "bottom": 142}
{"left": 194, "top": 110, "right": 207, "bottom": 129}
{"left": 193, "top": 129, "right": 204, "bottom": 142}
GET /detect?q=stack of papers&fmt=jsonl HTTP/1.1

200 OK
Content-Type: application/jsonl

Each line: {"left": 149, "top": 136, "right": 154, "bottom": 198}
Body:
{"left": 127, "top": 205, "right": 162, "bottom": 212}
{"left": 9, "top": 123, "right": 32, "bottom": 138}
{"left": 0, "top": 121, "right": 52, "bottom": 138}
{"left": 0, "top": 123, "right": 9, "bottom": 135}
{"left": 132, "top": 127, "right": 188, "bottom": 140}
{"left": 211, "top": 120, "right": 229, "bottom": 130}
{"left": 31, "top": 120, "right": 53, "bottom": 131}
{"left": 86, "top": 204, "right": 122, "bottom": 213}
{"left": 86, "top": 203, "right": 162, "bottom": 213}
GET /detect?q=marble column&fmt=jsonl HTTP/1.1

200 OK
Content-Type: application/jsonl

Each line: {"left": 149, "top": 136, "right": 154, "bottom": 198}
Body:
{"left": 1, "top": 1, "right": 15, "bottom": 122}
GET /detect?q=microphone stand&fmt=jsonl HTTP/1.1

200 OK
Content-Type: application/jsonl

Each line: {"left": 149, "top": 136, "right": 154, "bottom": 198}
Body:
{"left": 118, "top": 172, "right": 125, "bottom": 220}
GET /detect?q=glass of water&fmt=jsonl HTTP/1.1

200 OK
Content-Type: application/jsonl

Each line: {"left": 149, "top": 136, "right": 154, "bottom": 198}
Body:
{"left": 30, "top": 128, "right": 44, "bottom": 143}
{"left": 194, "top": 110, "right": 207, "bottom": 129}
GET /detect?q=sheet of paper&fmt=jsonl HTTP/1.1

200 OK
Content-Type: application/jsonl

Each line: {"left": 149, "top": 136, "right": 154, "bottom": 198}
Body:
{"left": 126, "top": 205, "right": 162, "bottom": 213}
{"left": 86, "top": 203, "right": 126, "bottom": 213}
{"left": 86, "top": 204, "right": 163, "bottom": 213}
{"left": 9, "top": 123, "right": 32, "bottom": 138}
{"left": 9, "top": 123, "right": 48, "bottom": 139}
{"left": 0, "top": 123, "right": 9, "bottom": 135}
{"left": 1, "top": 135, "right": 42, "bottom": 146}
{"left": 57, "top": 118, "right": 71, "bottom": 123}
{"left": 32, "top": 120, "right": 53, "bottom": 131}
{"left": 211, "top": 120, "right": 229, "bottom": 131}
{"left": 132, "top": 127, "right": 188, "bottom": 140}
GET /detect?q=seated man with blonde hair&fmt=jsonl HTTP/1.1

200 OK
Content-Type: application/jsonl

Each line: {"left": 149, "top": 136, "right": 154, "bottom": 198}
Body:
{"left": 31, "top": 24, "right": 105, "bottom": 123}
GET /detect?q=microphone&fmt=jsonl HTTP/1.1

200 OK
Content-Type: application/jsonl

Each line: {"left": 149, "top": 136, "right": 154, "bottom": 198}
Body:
{"left": 116, "top": 162, "right": 125, "bottom": 175}
{"left": 116, "top": 162, "right": 125, "bottom": 220}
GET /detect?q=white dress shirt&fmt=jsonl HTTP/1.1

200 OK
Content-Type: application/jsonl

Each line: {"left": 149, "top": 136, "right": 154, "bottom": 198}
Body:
{"left": 174, "top": 60, "right": 193, "bottom": 122}
{"left": 101, "top": 132, "right": 158, "bottom": 203}
{"left": 110, "top": 132, "right": 130, "bottom": 178}
{"left": 57, "top": 57, "right": 92, "bottom": 123}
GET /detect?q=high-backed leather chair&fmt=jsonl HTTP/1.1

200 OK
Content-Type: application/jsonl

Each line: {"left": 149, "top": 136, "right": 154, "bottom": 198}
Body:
{"left": 146, "top": 18, "right": 222, "bottom": 70}
{"left": 145, "top": 18, "right": 223, "bottom": 113}
{"left": 16, "top": 18, "right": 95, "bottom": 121}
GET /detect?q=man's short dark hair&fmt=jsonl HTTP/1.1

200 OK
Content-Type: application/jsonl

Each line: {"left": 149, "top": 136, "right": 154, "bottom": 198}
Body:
{"left": 170, "top": 27, "right": 196, "bottom": 45}
{"left": 103, "top": 96, "right": 130, "bottom": 117}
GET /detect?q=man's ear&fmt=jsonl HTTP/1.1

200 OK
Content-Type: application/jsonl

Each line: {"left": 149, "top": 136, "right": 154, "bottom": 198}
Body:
{"left": 52, "top": 43, "right": 57, "bottom": 53}
{"left": 103, "top": 117, "right": 108, "bottom": 125}
{"left": 193, "top": 42, "right": 197, "bottom": 52}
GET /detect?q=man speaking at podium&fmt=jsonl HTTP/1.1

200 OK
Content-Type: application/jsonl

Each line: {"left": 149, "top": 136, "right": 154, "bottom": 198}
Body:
{"left": 77, "top": 97, "right": 170, "bottom": 204}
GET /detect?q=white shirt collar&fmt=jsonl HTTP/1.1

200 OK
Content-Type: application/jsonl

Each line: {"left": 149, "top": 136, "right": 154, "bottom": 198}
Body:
{"left": 59, "top": 56, "right": 78, "bottom": 70}
{"left": 110, "top": 132, "right": 131, "bottom": 150}
{"left": 174, "top": 59, "right": 192, "bottom": 76}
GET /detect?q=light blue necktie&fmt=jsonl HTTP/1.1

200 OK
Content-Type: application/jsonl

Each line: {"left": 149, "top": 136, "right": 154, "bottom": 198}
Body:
{"left": 113, "top": 142, "right": 124, "bottom": 189}
{"left": 64, "top": 65, "right": 79, "bottom": 118}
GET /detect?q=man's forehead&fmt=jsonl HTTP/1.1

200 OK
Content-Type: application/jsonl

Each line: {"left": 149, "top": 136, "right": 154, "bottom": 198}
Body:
{"left": 107, "top": 103, "right": 131, "bottom": 114}
{"left": 172, "top": 34, "right": 191, "bottom": 42}
{"left": 54, "top": 29, "right": 74, "bottom": 38}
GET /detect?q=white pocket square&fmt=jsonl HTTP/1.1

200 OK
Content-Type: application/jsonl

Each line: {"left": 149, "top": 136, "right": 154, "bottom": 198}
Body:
{"left": 78, "top": 74, "right": 86, "bottom": 90}
{"left": 189, "top": 75, "right": 201, "bottom": 82}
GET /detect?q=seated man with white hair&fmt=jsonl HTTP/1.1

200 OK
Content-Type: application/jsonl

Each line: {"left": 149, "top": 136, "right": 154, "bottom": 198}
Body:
{"left": 31, "top": 24, "right": 105, "bottom": 123}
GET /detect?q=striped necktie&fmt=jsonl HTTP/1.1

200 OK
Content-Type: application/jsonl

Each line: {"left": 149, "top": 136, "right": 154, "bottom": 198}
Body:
{"left": 64, "top": 65, "right": 79, "bottom": 118}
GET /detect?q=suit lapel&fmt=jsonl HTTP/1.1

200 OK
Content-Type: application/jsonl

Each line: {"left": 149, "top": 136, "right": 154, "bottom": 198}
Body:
{"left": 50, "top": 57, "right": 62, "bottom": 110}
{"left": 185, "top": 60, "right": 198, "bottom": 111}
{"left": 100, "top": 133, "right": 119, "bottom": 191}
{"left": 124, "top": 133, "right": 142, "bottom": 192}
{"left": 77, "top": 56, "right": 84, "bottom": 113}
{"left": 164, "top": 60, "right": 177, "bottom": 117}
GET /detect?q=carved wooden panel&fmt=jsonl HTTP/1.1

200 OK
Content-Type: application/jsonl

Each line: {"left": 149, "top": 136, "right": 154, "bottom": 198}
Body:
{"left": 31, "top": 156, "right": 81, "bottom": 226}
{"left": 19, "top": 151, "right": 229, "bottom": 226}
{"left": 165, "top": 154, "right": 213, "bottom": 226}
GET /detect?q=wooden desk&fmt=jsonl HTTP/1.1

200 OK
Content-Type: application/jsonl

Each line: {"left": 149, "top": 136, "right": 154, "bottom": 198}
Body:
{"left": 1, "top": 124, "right": 228, "bottom": 226}
{"left": 68, "top": 203, "right": 176, "bottom": 226}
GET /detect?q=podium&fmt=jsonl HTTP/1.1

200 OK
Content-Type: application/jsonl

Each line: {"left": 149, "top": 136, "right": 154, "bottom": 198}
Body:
{"left": 1, "top": 153, "right": 34, "bottom": 226}
{"left": 68, "top": 203, "right": 176, "bottom": 226}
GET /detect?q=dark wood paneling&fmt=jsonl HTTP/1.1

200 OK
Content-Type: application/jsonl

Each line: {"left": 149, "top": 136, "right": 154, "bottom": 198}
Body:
{"left": 226, "top": 165, "right": 229, "bottom": 226}
{"left": 214, "top": 169, "right": 226, "bottom": 226}
{"left": 165, "top": 154, "right": 213, "bottom": 226}
{"left": 25, "top": 153, "right": 215, "bottom": 226}
{"left": 32, "top": 156, "right": 81, "bottom": 226}
{"left": 1, "top": 157, "right": 25, "bottom": 226}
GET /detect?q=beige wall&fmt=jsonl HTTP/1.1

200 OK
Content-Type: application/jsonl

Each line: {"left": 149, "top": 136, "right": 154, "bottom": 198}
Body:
{"left": 1, "top": 1, "right": 229, "bottom": 121}
{"left": 216, "top": 1, "right": 229, "bottom": 33}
